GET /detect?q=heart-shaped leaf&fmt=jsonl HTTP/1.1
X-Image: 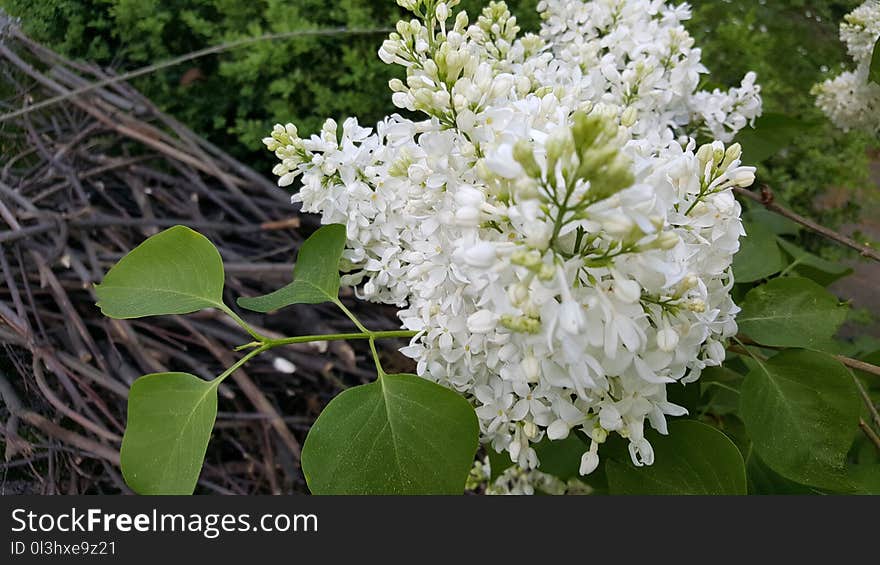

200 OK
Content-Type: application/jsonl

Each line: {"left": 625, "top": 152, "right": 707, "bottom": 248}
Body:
{"left": 121, "top": 372, "right": 218, "bottom": 495}
{"left": 737, "top": 276, "right": 847, "bottom": 349}
{"left": 95, "top": 226, "right": 225, "bottom": 318}
{"left": 739, "top": 349, "right": 860, "bottom": 490}
{"left": 238, "top": 224, "right": 347, "bottom": 312}
{"left": 302, "top": 373, "right": 479, "bottom": 494}
{"left": 605, "top": 420, "right": 746, "bottom": 494}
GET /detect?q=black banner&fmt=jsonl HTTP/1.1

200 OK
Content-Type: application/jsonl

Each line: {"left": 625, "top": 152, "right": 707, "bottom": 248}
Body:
{"left": 0, "top": 496, "right": 868, "bottom": 562}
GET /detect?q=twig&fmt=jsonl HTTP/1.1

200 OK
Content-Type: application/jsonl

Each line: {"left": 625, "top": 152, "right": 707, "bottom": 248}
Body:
{"left": 839, "top": 357, "right": 880, "bottom": 379}
{"left": 18, "top": 412, "right": 120, "bottom": 464}
{"left": 735, "top": 336, "right": 880, "bottom": 379}
{"left": 852, "top": 373, "right": 880, "bottom": 431}
{"left": 858, "top": 418, "right": 880, "bottom": 453}
{"left": 735, "top": 185, "right": 880, "bottom": 262}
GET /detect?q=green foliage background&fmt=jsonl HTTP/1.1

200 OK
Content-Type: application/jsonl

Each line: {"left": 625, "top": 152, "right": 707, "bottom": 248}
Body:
{"left": 2, "top": 0, "right": 876, "bottom": 228}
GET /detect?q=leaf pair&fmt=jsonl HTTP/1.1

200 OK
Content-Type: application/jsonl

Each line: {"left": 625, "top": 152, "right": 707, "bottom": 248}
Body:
{"left": 97, "top": 224, "right": 480, "bottom": 495}
{"left": 95, "top": 224, "right": 350, "bottom": 495}
{"left": 94, "top": 227, "right": 229, "bottom": 494}
{"left": 95, "top": 222, "right": 349, "bottom": 319}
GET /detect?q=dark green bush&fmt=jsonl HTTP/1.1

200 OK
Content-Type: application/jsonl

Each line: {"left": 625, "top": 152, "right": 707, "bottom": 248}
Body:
{"left": 0, "top": 0, "right": 538, "bottom": 169}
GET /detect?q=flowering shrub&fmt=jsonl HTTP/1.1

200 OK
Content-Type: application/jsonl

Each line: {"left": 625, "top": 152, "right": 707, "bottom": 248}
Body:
{"left": 814, "top": 0, "right": 880, "bottom": 134}
{"left": 96, "top": 0, "right": 879, "bottom": 496}
{"left": 265, "top": 0, "right": 760, "bottom": 475}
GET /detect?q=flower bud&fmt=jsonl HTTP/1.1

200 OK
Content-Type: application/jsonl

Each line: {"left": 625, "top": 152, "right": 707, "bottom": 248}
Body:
{"left": 579, "top": 450, "right": 600, "bottom": 475}
{"left": 721, "top": 142, "right": 742, "bottom": 169}
{"left": 511, "top": 249, "right": 543, "bottom": 269}
{"left": 463, "top": 242, "right": 497, "bottom": 268}
{"left": 508, "top": 283, "right": 529, "bottom": 307}
{"left": 522, "top": 355, "right": 540, "bottom": 382}
{"left": 652, "top": 230, "right": 680, "bottom": 250}
{"left": 613, "top": 279, "right": 642, "bottom": 304}
{"left": 547, "top": 419, "right": 570, "bottom": 440}
{"left": 467, "top": 310, "right": 496, "bottom": 333}
{"left": 591, "top": 427, "right": 609, "bottom": 443}
{"left": 513, "top": 140, "right": 542, "bottom": 178}
{"left": 656, "top": 327, "right": 679, "bottom": 352}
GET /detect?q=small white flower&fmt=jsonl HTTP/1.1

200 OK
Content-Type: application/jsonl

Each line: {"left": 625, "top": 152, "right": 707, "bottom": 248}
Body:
{"left": 547, "top": 419, "right": 571, "bottom": 440}
{"left": 467, "top": 310, "right": 497, "bottom": 334}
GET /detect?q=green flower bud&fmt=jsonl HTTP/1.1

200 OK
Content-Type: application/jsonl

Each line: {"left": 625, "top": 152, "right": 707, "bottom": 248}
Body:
{"left": 720, "top": 142, "right": 742, "bottom": 170}
{"left": 513, "top": 140, "right": 542, "bottom": 178}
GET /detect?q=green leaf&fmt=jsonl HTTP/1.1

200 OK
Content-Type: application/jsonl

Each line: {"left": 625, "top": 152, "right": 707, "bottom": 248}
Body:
{"left": 302, "top": 373, "right": 479, "bottom": 494}
{"left": 699, "top": 366, "right": 744, "bottom": 417}
{"left": 776, "top": 238, "right": 852, "bottom": 286}
{"left": 870, "top": 38, "right": 880, "bottom": 86}
{"left": 737, "top": 277, "right": 847, "bottom": 349}
{"left": 739, "top": 349, "right": 860, "bottom": 490}
{"left": 744, "top": 209, "right": 800, "bottom": 236}
{"left": 733, "top": 221, "right": 786, "bottom": 283}
{"left": 746, "top": 452, "right": 818, "bottom": 495}
{"left": 847, "top": 465, "right": 880, "bottom": 494}
{"left": 120, "top": 372, "right": 218, "bottom": 495}
{"left": 736, "top": 112, "right": 816, "bottom": 163}
{"left": 238, "top": 224, "right": 346, "bottom": 312}
{"left": 95, "top": 226, "right": 225, "bottom": 318}
{"left": 605, "top": 420, "right": 747, "bottom": 495}
{"left": 533, "top": 433, "right": 589, "bottom": 482}
{"left": 486, "top": 448, "right": 514, "bottom": 482}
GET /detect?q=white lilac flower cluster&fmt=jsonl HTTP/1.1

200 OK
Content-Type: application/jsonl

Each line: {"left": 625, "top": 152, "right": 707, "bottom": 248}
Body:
{"left": 813, "top": 0, "right": 880, "bottom": 134}
{"left": 265, "top": 0, "right": 760, "bottom": 479}
{"left": 467, "top": 457, "right": 591, "bottom": 495}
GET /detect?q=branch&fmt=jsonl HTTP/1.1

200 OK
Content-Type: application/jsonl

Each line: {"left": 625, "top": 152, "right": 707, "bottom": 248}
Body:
{"left": 734, "top": 185, "right": 880, "bottom": 262}
{"left": 735, "top": 336, "right": 880, "bottom": 379}
{"left": 858, "top": 418, "right": 880, "bottom": 453}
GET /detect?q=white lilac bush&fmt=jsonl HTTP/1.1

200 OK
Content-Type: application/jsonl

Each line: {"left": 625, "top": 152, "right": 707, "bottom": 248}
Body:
{"left": 813, "top": 0, "right": 880, "bottom": 134}
{"left": 263, "top": 0, "right": 761, "bottom": 476}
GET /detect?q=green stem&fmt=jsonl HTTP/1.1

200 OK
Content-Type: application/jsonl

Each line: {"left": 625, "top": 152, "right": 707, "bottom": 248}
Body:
{"left": 216, "top": 330, "right": 417, "bottom": 384}
{"left": 264, "top": 330, "right": 417, "bottom": 348}
{"left": 220, "top": 304, "right": 268, "bottom": 342}
{"left": 213, "top": 345, "right": 268, "bottom": 386}
{"left": 333, "top": 298, "right": 370, "bottom": 334}
{"left": 369, "top": 337, "right": 386, "bottom": 377}
{"left": 218, "top": 296, "right": 416, "bottom": 384}
{"left": 777, "top": 257, "right": 804, "bottom": 278}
